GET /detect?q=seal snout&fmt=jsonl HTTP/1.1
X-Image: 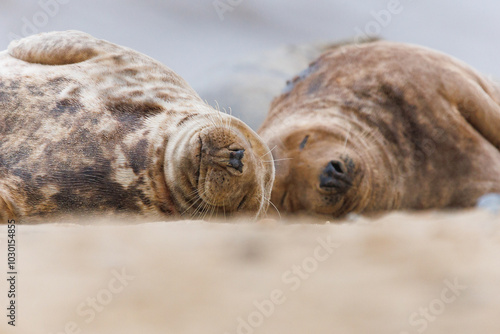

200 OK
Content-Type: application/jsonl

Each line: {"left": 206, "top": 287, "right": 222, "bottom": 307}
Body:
{"left": 228, "top": 149, "right": 245, "bottom": 172}
{"left": 319, "top": 160, "right": 352, "bottom": 192}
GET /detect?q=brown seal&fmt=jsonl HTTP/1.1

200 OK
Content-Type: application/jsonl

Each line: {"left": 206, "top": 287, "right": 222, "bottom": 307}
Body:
{"left": 0, "top": 31, "right": 274, "bottom": 222}
{"left": 258, "top": 41, "right": 500, "bottom": 217}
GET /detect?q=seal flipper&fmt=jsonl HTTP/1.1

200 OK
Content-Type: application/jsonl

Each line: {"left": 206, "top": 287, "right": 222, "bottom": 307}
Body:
{"left": 7, "top": 30, "right": 118, "bottom": 65}
{"left": 446, "top": 69, "right": 500, "bottom": 151}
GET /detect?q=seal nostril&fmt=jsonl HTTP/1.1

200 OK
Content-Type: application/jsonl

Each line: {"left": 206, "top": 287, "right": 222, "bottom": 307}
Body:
{"left": 330, "top": 160, "right": 345, "bottom": 174}
{"left": 230, "top": 149, "right": 245, "bottom": 161}
{"left": 228, "top": 149, "right": 245, "bottom": 172}
{"left": 319, "top": 160, "right": 352, "bottom": 191}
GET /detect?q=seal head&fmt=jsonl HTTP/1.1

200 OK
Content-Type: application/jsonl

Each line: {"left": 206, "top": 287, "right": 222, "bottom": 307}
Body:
{"left": 263, "top": 122, "right": 390, "bottom": 217}
{"left": 165, "top": 114, "right": 274, "bottom": 218}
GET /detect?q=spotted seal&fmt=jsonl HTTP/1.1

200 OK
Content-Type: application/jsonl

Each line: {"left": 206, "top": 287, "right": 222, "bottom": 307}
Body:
{"left": 0, "top": 31, "right": 274, "bottom": 222}
{"left": 258, "top": 41, "right": 500, "bottom": 217}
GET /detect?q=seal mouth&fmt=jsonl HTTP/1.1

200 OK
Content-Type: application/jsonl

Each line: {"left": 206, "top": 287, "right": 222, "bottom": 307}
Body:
{"left": 237, "top": 194, "right": 248, "bottom": 211}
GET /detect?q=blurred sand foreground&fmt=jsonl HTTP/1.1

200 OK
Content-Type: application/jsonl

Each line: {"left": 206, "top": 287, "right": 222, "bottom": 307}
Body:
{"left": 1, "top": 210, "right": 500, "bottom": 333}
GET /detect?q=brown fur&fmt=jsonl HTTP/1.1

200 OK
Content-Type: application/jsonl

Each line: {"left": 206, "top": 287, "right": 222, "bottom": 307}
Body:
{"left": 0, "top": 31, "right": 274, "bottom": 222}
{"left": 258, "top": 41, "right": 500, "bottom": 217}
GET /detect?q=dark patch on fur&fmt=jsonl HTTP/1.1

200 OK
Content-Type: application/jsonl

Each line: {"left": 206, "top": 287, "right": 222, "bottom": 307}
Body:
{"left": 120, "top": 68, "right": 139, "bottom": 76}
{"left": 128, "top": 179, "right": 152, "bottom": 207}
{"left": 135, "top": 175, "right": 146, "bottom": 186}
{"left": 12, "top": 168, "right": 32, "bottom": 182}
{"left": 147, "top": 169, "right": 155, "bottom": 183}
{"left": 283, "top": 62, "right": 320, "bottom": 94}
{"left": 107, "top": 101, "right": 164, "bottom": 117}
{"left": 34, "top": 175, "right": 48, "bottom": 187}
{"left": 48, "top": 77, "right": 68, "bottom": 87}
{"left": 375, "top": 83, "right": 476, "bottom": 204}
{"left": 352, "top": 87, "right": 373, "bottom": 100}
{"left": 76, "top": 128, "right": 102, "bottom": 158}
{"left": 156, "top": 92, "right": 172, "bottom": 101}
{"left": 1, "top": 145, "right": 33, "bottom": 166}
{"left": 129, "top": 90, "right": 144, "bottom": 97}
{"left": 307, "top": 73, "right": 324, "bottom": 95}
{"left": 158, "top": 202, "right": 173, "bottom": 215}
{"left": 23, "top": 183, "right": 46, "bottom": 207}
{"left": 48, "top": 163, "right": 141, "bottom": 213}
{"left": 176, "top": 114, "right": 195, "bottom": 127}
{"left": 26, "top": 85, "right": 45, "bottom": 96}
{"left": 107, "top": 109, "right": 143, "bottom": 129}
{"left": 378, "top": 84, "right": 429, "bottom": 160}
{"left": 8, "top": 80, "right": 20, "bottom": 90}
{"left": 125, "top": 138, "right": 149, "bottom": 175}
{"left": 0, "top": 91, "right": 7, "bottom": 103}
{"left": 51, "top": 98, "right": 83, "bottom": 116}
{"left": 112, "top": 55, "right": 125, "bottom": 65}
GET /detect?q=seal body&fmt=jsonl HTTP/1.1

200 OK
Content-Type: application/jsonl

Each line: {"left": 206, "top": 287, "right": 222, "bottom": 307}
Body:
{"left": 0, "top": 31, "right": 274, "bottom": 222}
{"left": 258, "top": 41, "right": 500, "bottom": 217}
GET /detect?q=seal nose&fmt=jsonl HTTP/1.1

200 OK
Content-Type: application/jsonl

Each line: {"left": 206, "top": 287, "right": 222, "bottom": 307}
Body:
{"left": 319, "top": 160, "right": 352, "bottom": 191}
{"left": 228, "top": 149, "right": 245, "bottom": 172}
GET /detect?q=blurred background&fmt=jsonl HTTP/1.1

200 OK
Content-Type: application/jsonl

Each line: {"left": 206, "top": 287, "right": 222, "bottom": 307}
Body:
{"left": 0, "top": 0, "right": 498, "bottom": 128}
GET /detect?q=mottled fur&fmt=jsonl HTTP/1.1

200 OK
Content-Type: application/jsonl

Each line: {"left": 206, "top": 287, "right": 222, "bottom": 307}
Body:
{"left": 259, "top": 41, "right": 500, "bottom": 217}
{"left": 0, "top": 31, "right": 274, "bottom": 222}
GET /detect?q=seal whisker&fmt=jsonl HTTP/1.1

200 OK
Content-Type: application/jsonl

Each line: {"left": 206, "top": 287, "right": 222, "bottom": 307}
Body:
{"left": 222, "top": 107, "right": 231, "bottom": 130}
{"left": 215, "top": 107, "right": 225, "bottom": 129}
{"left": 202, "top": 202, "right": 213, "bottom": 221}
{"left": 210, "top": 202, "right": 217, "bottom": 220}
{"left": 196, "top": 199, "right": 208, "bottom": 220}
{"left": 184, "top": 196, "right": 202, "bottom": 210}
{"left": 265, "top": 196, "right": 281, "bottom": 220}
{"left": 260, "top": 145, "right": 277, "bottom": 158}
{"left": 226, "top": 107, "right": 233, "bottom": 130}
{"left": 182, "top": 189, "right": 206, "bottom": 216}
{"left": 264, "top": 158, "right": 292, "bottom": 162}
{"left": 342, "top": 123, "right": 352, "bottom": 153}
{"left": 214, "top": 99, "right": 221, "bottom": 113}
{"left": 209, "top": 101, "right": 225, "bottom": 129}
